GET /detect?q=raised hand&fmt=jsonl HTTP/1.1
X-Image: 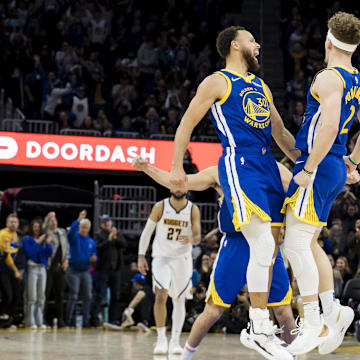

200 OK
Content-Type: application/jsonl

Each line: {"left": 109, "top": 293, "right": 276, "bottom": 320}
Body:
{"left": 169, "top": 167, "right": 188, "bottom": 193}
{"left": 132, "top": 156, "right": 149, "bottom": 171}
{"left": 78, "top": 210, "right": 87, "bottom": 222}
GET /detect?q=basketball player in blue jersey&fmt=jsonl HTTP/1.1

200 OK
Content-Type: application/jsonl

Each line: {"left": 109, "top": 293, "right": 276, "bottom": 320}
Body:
{"left": 281, "top": 12, "right": 360, "bottom": 356}
{"left": 169, "top": 26, "right": 298, "bottom": 360}
{"left": 132, "top": 157, "right": 298, "bottom": 358}
{"left": 132, "top": 157, "right": 360, "bottom": 360}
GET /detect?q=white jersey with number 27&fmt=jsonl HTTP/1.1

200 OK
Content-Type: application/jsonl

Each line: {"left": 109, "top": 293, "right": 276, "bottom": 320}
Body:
{"left": 152, "top": 198, "right": 193, "bottom": 258}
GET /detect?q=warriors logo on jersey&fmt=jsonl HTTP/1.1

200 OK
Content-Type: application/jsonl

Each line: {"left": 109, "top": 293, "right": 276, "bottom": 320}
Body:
{"left": 209, "top": 69, "right": 272, "bottom": 149}
{"left": 242, "top": 89, "right": 270, "bottom": 128}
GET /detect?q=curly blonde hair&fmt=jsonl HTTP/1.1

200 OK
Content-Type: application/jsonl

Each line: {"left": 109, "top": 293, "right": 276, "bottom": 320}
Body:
{"left": 328, "top": 12, "right": 360, "bottom": 45}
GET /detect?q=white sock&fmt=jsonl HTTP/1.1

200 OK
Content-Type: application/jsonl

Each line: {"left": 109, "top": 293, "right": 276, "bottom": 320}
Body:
{"left": 127, "top": 307, "right": 134, "bottom": 315}
{"left": 181, "top": 341, "right": 197, "bottom": 360}
{"left": 303, "top": 301, "right": 321, "bottom": 326}
{"left": 171, "top": 297, "right": 186, "bottom": 343}
{"left": 249, "top": 307, "right": 270, "bottom": 333}
{"left": 157, "top": 326, "right": 166, "bottom": 339}
{"left": 319, "top": 290, "right": 335, "bottom": 317}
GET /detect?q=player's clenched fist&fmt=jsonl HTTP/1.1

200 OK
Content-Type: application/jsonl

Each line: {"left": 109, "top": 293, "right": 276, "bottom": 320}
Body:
{"left": 132, "top": 156, "right": 149, "bottom": 171}
{"left": 169, "top": 167, "right": 188, "bottom": 192}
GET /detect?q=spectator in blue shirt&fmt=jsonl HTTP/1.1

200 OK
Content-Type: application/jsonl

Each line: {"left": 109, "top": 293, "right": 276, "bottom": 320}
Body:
{"left": 66, "top": 210, "right": 97, "bottom": 327}
{"left": 23, "top": 221, "right": 53, "bottom": 329}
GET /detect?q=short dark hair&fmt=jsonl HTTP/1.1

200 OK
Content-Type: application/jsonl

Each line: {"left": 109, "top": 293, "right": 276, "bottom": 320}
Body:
{"left": 216, "top": 26, "right": 246, "bottom": 59}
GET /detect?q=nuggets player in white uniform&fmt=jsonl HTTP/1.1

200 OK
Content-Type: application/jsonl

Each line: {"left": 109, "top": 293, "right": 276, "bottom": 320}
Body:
{"left": 138, "top": 190, "right": 201, "bottom": 355}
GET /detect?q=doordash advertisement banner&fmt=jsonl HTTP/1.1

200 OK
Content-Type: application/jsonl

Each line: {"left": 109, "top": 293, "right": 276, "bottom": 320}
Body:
{"left": 0, "top": 132, "right": 222, "bottom": 172}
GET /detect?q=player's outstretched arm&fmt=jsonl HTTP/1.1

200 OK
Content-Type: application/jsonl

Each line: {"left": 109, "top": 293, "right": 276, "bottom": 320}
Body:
{"left": 170, "top": 74, "right": 227, "bottom": 190}
{"left": 132, "top": 156, "right": 172, "bottom": 189}
{"left": 265, "top": 83, "right": 300, "bottom": 163}
{"left": 295, "top": 70, "right": 343, "bottom": 187}
{"left": 132, "top": 156, "right": 219, "bottom": 192}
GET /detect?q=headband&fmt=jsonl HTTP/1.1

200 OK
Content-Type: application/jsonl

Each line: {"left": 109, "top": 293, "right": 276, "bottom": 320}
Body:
{"left": 327, "top": 30, "right": 358, "bottom": 52}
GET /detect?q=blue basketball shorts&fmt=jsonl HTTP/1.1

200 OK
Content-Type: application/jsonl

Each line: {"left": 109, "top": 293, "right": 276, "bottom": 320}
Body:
{"left": 218, "top": 146, "right": 285, "bottom": 232}
{"left": 282, "top": 153, "right": 347, "bottom": 226}
{"left": 205, "top": 233, "right": 292, "bottom": 308}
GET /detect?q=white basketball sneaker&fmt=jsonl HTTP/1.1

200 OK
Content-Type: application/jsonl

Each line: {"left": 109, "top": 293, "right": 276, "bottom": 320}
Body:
{"left": 243, "top": 308, "right": 293, "bottom": 360}
{"left": 318, "top": 300, "right": 354, "bottom": 354}
{"left": 241, "top": 327, "right": 298, "bottom": 360}
{"left": 169, "top": 339, "right": 183, "bottom": 355}
{"left": 154, "top": 337, "right": 168, "bottom": 355}
{"left": 287, "top": 316, "right": 331, "bottom": 356}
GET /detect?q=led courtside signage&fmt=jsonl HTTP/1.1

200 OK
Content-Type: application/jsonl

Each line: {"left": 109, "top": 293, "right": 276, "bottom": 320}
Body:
{"left": 0, "top": 132, "right": 222, "bottom": 171}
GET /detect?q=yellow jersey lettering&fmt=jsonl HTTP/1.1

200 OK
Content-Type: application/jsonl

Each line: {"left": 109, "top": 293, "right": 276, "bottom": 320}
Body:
{"left": 257, "top": 97, "right": 269, "bottom": 108}
{"left": 239, "top": 87, "right": 254, "bottom": 97}
{"left": 356, "top": 87, "right": 360, "bottom": 104}
{"left": 164, "top": 219, "right": 188, "bottom": 227}
{"left": 243, "top": 116, "right": 270, "bottom": 129}
{"left": 345, "top": 86, "right": 360, "bottom": 104}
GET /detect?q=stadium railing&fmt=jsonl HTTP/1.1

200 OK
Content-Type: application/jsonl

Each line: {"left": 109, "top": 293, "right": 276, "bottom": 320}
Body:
{"left": 60, "top": 128, "right": 102, "bottom": 137}
{"left": 193, "top": 135, "right": 219, "bottom": 143}
{"left": 93, "top": 181, "right": 218, "bottom": 236}
{"left": 103, "top": 130, "right": 141, "bottom": 138}
{"left": 99, "top": 184, "right": 157, "bottom": 202}
{"left": 24, "top": 120, "right": 59, "bottom": 134}
{"left": 93, "top": 182, "right": 158, "bottom": 233}
{"left": 1, "top": 118, "right": 23, "bottom": 132}
{"left": 196, "top": 202, "right": 219, "bottom": 234}
{"left": 149, "top": 134, "right": 175, "bottom": 140}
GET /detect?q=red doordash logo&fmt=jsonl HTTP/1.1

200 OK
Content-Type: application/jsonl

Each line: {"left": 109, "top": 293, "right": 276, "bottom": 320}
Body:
{"left": 0, "top": 132, "right": 222, "bottom": 171}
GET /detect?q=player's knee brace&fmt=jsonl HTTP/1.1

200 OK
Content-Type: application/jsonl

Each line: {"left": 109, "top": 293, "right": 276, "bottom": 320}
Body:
{"left": 283, "top": 210, "right": 319, "bottom": 296}
{"left": 242, "top": 216, "right": 275, "bottom": 267}
{"left": 242, "top": 217, "right": 275, "bottom": 292}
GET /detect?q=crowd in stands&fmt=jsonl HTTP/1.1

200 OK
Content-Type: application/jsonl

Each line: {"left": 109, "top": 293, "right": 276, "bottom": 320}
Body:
{"left": 2, "top": 0, "right": 360, "bottom": 336}
{"left": 4, "top": 186, "right": 360, "bottom": 334}
{"left": 0, "top": 0, "right": 243, "bottom": 138}
{"left": 280, "top": 0, "right": 360, "bottom": 134}
{"left": 0, "top": 209, "right": 249, "bottom": 333}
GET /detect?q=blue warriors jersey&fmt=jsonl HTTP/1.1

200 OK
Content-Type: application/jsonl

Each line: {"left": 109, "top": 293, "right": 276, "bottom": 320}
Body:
{"left": 209, "top": 69, "right": 272, "bottom": 149}
{"left": 296, "top": 66, "right": 360, "bottom": 156}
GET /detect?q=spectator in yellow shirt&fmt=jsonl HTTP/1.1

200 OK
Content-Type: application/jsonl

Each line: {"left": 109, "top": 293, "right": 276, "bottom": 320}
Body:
{"left": 0, "top": 214, "right": 21, "bottom": 326}
{"left": 0, "top": 214, "right": 21, "bottom": 277}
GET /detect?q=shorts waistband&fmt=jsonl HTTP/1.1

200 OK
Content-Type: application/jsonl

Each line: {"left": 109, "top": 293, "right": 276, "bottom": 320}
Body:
{"left": 224, "top": 146, "right": 271, "bottom": 155}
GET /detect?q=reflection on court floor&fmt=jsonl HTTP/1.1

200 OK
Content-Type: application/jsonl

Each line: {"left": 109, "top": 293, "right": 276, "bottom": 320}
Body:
{"left": 0, "top": 329, "right": 360, "bottom": 359}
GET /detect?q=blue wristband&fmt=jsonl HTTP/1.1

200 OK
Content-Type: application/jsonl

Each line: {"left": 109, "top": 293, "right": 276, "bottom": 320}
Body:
{"left": 349, "top": 155, "right": 359, "bottom": 166}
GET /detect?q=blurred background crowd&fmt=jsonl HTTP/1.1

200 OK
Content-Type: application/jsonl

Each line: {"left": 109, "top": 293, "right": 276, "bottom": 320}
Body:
{"left": 0, "top": 0, "right": 360, "bottom": 337}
